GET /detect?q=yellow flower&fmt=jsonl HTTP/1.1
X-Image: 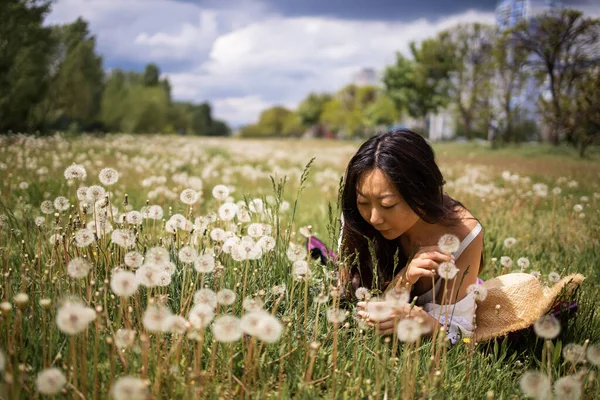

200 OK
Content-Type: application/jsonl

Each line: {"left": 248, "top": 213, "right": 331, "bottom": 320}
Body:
{"left": 462, "top": 338, "right": 471, "bottom": 344}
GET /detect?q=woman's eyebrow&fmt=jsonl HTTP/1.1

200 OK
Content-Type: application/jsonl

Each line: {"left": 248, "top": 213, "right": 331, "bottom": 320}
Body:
{"left": 356, "top": 190, "right": 398, "bottom": 199}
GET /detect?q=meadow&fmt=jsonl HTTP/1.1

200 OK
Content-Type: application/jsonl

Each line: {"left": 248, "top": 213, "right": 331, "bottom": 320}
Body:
{"left": 0, "top": 133, "right": 599, "bottom": 399}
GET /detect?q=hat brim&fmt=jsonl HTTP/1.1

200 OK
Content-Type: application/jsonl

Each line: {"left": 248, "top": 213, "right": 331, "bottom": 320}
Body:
{"left": 473, "top": 273, "right": 585, "bottom": 342}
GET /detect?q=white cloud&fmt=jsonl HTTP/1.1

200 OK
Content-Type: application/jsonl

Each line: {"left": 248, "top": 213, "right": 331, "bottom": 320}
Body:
{"left": 46, "top": 0, "right": 501, "bottom": 126}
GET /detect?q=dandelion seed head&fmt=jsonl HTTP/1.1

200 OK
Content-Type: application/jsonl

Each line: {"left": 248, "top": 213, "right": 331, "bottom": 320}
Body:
{"left": 99, "top": 168, "right": 119, "bottom": 186}
{"left": 256, "top": 314, "right": 283, "bottom": 343}
{"left": 180, "top": 188, "right": 199, "bottom": 205}
{"left": 218, "top": 202, "right": 238, "bottom": 221}
{"left": 112, "top": 376, "right": 148, "bottom": 400}
{"left": 517, "top": 257, "right": 530, "bottom": 270}
{"left": 552, "top": 187, "right": 562, "bottom": 195}
{"left": 355, "top": 287, "right": 371, "bottom": 301}
{"left": 67, "top": 257, "right": 92, "bottom": 279}
{"left": 165, "top": 315, "right": 189, "bottom": 334}
{"left": 242, "top": 297, "right": 264, "bottom": 312}
{"left": 286, "top": 243, "right": 307, "bottom": 262}
{"left": 114, "top": 329, "right": 136, "bottom": 350}
{"left": 553, "top": 376, "right": 581, "bottom": 400}
{"left": 188, "top": 303, "right": 215, "bottom": 330}
{"left": 503, "top": 237, "right": 517, "bottom": 248}
{"left": 126, "top": 211, "right": 143, "bottom": 225}
{"left": 586, "top": 343, "right": 600, "bottom": 366}
{"left": 14, "top": 292, "right": 29, "bottom": 307}
{"left": 438, "top": 234, "right": 460, "bottom": 254}
{"left": 519, "top": 370, "right": 551, "bottom": 399}
{"left": 0, "top": 348, "right": 5, "bottom": 372}
{"left": 271, "top": 284, "right": 286, "bottom": 297}
{"left": 142, "top": 305, "right": 172, "bottom": 332}
{"left": 248, "top": 198, "right": 264, "bottom": 214}
{"left": 178, "top": 246, "right": 198, "bottom": 264}
{"left": 36, "top": 368, "right": 67, "bottom": 395}
{"left": 111, "top": 271, "right": 140, "bottom": 297}
{"left": 533, "top": 315, "right": 561, "bottom": 339}
{"left": 75, "top": 228, "right": 95, "bottom": 247}
{"left": 241, "top": 311, "right": 268, "bottom": 336}
{"left": 257, "top": 235, "right": 276, "bottom": 252}
{"left": 500, "top": 256, "right": 513, "bottom": 269}
{"left": 145, "top": 247, "right": 170, "bottom": 264}
{"left": 194, "top": 289, "right": 217, "bottom": 309}
{"left": 111, "top": 229, "right": 136, "bottom": 249}
{"left": 86, "top": 185, "right": 106, "bottom": 202}
{"left": 573, "top": 204, "right": 583, "bottom": 213}
{"left": 135, "top": 265, "right": 161, "bottom": 287}
{"left": 213, "top": 315, "right": 243, "bottom": 342}
{"left": 56, "top": 300, "right": 96, "bottom": 335}
{"left": 292, "top": 260, "right": 310, "bottom": 280}
{"left": 562, "top": 343, "right": 586, "bottom": 365}
{"left": 438, "top": 262, "right": 458, "bottom": 280}
{"left": 217, "top": 289, "right": 236, "bottom": 306}
{"left": 124, "top": 251, "right": 144, "bottom": 268}
{"left": 530, "top": 271, "right": 541, "bottom": 280}
{"left": 194, "top": 254, "right": 215, "bottom": 273}
{"left": 365, "top": 300, "right": 393, "bottom": 321}
{"left": 467, "top": 283, "right": 488, "bottom": 302}
{"left": 210, "top": 228, "right": 227, "bottom": 242}
{"left": 64, "top": 164, "right": 87, "bottom": 180}
{"left": 326, "top": 308, "right": 346, "bottom": 324}
{"left": 247, "top": 223, "right": 265, "bottom": 238}
{"left": 396, "top": 319, "right": 422, "bottom": 343}
{"left": 212, "top": 184, "right": 229, "bottom": 201}
{"left": 53, "top": 196, "right": 70, "bottom": 212}
{"left": 548, "top": 271, "right": 561, "bottom": 284}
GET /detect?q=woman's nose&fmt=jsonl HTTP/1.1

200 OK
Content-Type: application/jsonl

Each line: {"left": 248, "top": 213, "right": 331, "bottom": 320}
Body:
{"left": 369, "top": 208, "right": 384, "bottom": 225}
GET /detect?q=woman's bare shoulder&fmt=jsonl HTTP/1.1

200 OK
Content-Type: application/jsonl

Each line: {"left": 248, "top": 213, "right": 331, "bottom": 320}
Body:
{"left": 453, "top": 206, "right": 481, "bottom": 240}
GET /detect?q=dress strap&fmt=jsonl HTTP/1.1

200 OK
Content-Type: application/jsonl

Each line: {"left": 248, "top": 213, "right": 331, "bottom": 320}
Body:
{"left": 452, "top": 222, "right": 482, "bottom": 261}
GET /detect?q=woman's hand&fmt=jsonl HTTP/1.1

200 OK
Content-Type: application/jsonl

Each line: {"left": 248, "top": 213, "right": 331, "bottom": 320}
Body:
{"left": 357, "top": 302, "right": 437, "bottom": 335}
{"left": 403, "top": 245, "right": 455, "bottom": 285}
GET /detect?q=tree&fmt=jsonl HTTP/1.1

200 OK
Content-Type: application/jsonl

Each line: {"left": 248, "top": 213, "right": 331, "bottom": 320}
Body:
{"left": 297, "top": 93, "right": 331, "bottom": 127}
{"left": 143, "top": 63, "right": 160, "bottom": 87}
{"left": 0, "top": 0, "right": 55, "bottom": 132}
{"left": 238, "top": 106, "right": 293, "bottom": 137}
{"left": 513, "top": 9, "right": 600, "bottom": 145}
{"left": 572, "top": 66, "right": 600, "bottom": 157}
{"left": 443, "top": 23, "right": 495, "bottom": 140}
{"left": 364, "top": 94, "right": 397, "bottom": 128}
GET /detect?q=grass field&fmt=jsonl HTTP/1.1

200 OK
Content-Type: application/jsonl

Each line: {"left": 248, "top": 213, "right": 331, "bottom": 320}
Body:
{"left": 0, "top": 133, "right": 599, "bottom": 399}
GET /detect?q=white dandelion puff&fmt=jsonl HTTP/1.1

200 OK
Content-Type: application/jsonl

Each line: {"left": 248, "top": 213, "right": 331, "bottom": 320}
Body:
{"left": 500, "top": 256, "right": 513, "bottom": 269}
{"left": 110, "top": 271, "right": 140, "bottom": 297}
{"left": 503, "top": 237, "right": 517, "bottom": 248}
{"left": 86, "top": 185, "right": 106, "bottom": 202}
{"left": 365, "top": 300, "right": 393, "bottom": 322}
{"left": 75, "top": 228, "right": 95, "bottom": 247}
{"left": 396, "top": 319, "right": 422, "bottom": 343}
{"left": 355, "top": 287, "right": 371, "bottom": 301}
{"left": 111, "top": 229, "right": 136, "bottom": 249}
{"left": 438, "top": 234, "right": 460, "bottom": 254}
{"left": 438, "top": 262, "right": 458, "bottom": 280}
{"left": 533, "top": 314, "right": 561, "bottom": 339}
{"left": 519, "top": 370, "right": 551, "bottom": 400}
{"left": 553, "top": 376, "right": 581, "bottom": 400}
{"left": 64, "top": 164, "right": 87, "bottom": 180}
{"left": 467, "top": 284, "right": 488, "bottom": 302}
{"left": 36, "top": 368, "right": 67, "bottom": 395}
{"left": 114, "top": 329, "right": 136, "bottom": 350}
{"left": 188, "top": 303, "right": 215, "bottom": 330}
{"left": 242, "top": 297, "right": 264, "bottom": 312}
{"left": 99, "top": 168, "right": 119, "bottom": 186}
{"left": 124, "top": 251, "right": 144, "bottom": 268}
{"left": 56, "top": 301, "right": 96, "bottom": 335}
{"left": 326, "top": 308, "right": 346, "bottom": 324}
{"left": 142, "top": 305, "right": 172, "bottom": 332}
{"left": 217, "top": 289, "right": 236, "bottom": 306}
{"left": 212, "top": 315, "right": 243, "bottom": 342}
{"left": 210, "top": 228, "right": 227, "bottom": 242}
{"left": 194, "top": 254, "right": 215, "bottom": 273}
{"left": 562, "top": 343, "right": 586, "bottom": 365}
{"left": 178, "top": 246, "right": 198, "bottom": 264}
{"left": 112, "top": 376, "right": 148, "bottom": 400}
{"left": 218, "top": 202, "right": 238, "bottom": 221}
{"left": 256, "top": 314, "right": 283, "bottom": 343}
{"left": 40, "top": 200, "right": 54, "bottom": 214}
{"left": 193, "top": 289, "right": 217, "bottom": 309}
{"left": 517, "top": 257, "right": 530, "bottom": 271}
{"left": 53, "top": 196, "right": 70, "bottom": 212}
{"left": 212, "top": 184, "right": 229, "bottom": 201}
{"left": 548, "top": 271, "right": 561, "bottom": 284}
{"left": 586, "top": 343, "right": 600, "bottom": 366}
{"left": 126, "top": 211, "right": 143, "bottom": 225}
{"left": 180, "top": 188, "right": 199, "bottom": 205}
{"left": 287, "top": 243, "right": 307, "bottom": 262}
{"left": 292, "top": 260, "right": 310, "bottom": 280}
{"left": 145, "top": 247, "right": 170, "bottom": 264}
{"left": 67, "top": 257, "right": 92, "bottom": 279}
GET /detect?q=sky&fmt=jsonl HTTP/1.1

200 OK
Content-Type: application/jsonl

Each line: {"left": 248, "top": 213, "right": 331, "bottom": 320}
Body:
{"left": 44, "top": 0, "right": 600, "bottom": 127}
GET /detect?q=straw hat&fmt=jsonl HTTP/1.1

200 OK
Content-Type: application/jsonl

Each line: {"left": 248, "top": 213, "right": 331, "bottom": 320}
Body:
{"left": 473, "top": 273, "right": 585, "bottom": 342}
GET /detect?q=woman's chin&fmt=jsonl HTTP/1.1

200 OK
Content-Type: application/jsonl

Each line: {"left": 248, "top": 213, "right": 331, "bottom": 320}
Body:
{"left": 380, "top": 230, "right": 399, "bottom": 239}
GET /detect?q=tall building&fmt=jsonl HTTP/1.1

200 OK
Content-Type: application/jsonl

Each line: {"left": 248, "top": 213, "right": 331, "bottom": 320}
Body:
{"left": 496, "top": 0, "right": 530, "bottom": 31}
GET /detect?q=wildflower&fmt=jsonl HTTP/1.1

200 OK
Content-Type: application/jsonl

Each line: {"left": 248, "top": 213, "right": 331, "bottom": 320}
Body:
{"left": 438, "top": 234, "right": 460, "bottom": 254}
{"left": 237, "top": 208, "right": 251, "bottom": 223}
{"left": 76, "top": 186, "right": 88, "bottom": 201}
{"left": 15, "top": 293, "right": 29, "bottom": 308}
{"left": 53, "top": 196, "right": 70, "bottom": 212}
{"left": 188, "top": 304, "right": 215, "bottom": 330}
{"left": 34, "top": 216, "right": 45, "bottom": 226}
{"left": 287, "top": 243, "right": 307, "bottom": 262}
{"left": 0, "top": 302, "right": 11, "bottom": 313}
{"left": 467, "top": 283, "right": 488, "bottom": 302}
{"left": 67, "top": 257, "right": 92, "bottom": 279}
{"left": 280, "top": 201, "right": 290, "bottom": 212}
{"left": 533, "top": 315, "right": 561, "bottom": 339}
{"left": 98, "top": 167, "right": 119, "bottom": 186}
{"left": 56, "top": 300, "right": 96, "bottom": 335}
{"left": 136, "top": 265, "right": 161, "bottom": 287}
{"left": 110, "top": 271, "right": 140, "bottom": 297}
{"left": 241, "top": 311, "right": 267, "bottom": 336}
{"left": 586, "top": 343, "right": 600, "bottom": 366}
{"left": 64, "top": 164, "right": 87, "bottom": 180}
{"left": 326, "top": 308, "right": 346, "bottom": 324}
{"left": 111, "top": 229, "right": 136, "bottom": 249}
{"left": 365, "top": 300, "right": 393, "bottom": 321}
{"left": 143, "top": 305, "right": 172, "bottom": 332}
{"left": 178, "top": 246, "right": 198, "bottom": 264}
{"left": 156, "top": 272, "right": 172, "bottom": 287}
{"left": 355, "top": 287, "right": 371, "bottom": 301}
{"left": 552, "top": 187, "right": 561, "bottom": 195}
{"left": 517, "top": 257, "right": 530, "bottom": 271}
{"left": 112, "top": 376, "right": 148, "bottom": 400}
{"left": 86, "top": 185, "right": 106, "bottom": 202}
{"left": 256, "top": 314, "right": 283, "bottom": 342}
{"left": 247, "top": 223, "right": 265, "bottom": 238}
{"left": 292, "top": 260, "right": 310, "bottom": 280}
{"left": 519, "top": 370, "right": 551, "bottom": 399}
{"left": 562, "top": 343, "right": 586, "bottom": 364}
{"left": 257, "top": 236, "right": 276, "bottom": 252}
{"left": 126, "top": 211, "right": 143, "bottom": 225}
{"left": 124, "top": 251, "right": 144, "bottom": 268}
{"left": 180, "top": 188, "right": 199, "bottom": 205}
{"left": 553, "top": 376, "right": 581, "bottom": 399}
{"left": 573, "top": 204, "right": 583, "bottom": 213}
{"left": 74, "top": 228, "right": 95, "bottom": 247}
{"left": 314, "top": 293, "right": 330, "bottom": 304}
{"left": 194, "top": 254, "right": 215, "bottom": 273}
{"left": 165, "top": 315, "right": 189, "bottom": 334}
{"left": 145, "top": 247, "right": 170, "bottom": 264}
{"left": 218, "top": 202, "right": 238, "bottom": 221}
{"left": 194, "top": 289, "right": 217, "bottom": 309}
{"left": 36, "top": 368, "right": 67, "bottom": 395}
{"left": 217, "top": 289, "right": 236, "bottom": 306}
{"left": 213, "top": 315, "right": 243, "bottom": 342}
{"left": 39, "top": 299, "right": 52, "bottom": 309}
{"left": 567, "top": 180, "right": 578, "bottom": 188}
{"left": 438, "top": 262, "right": 458, "bottom": 280}
{"left": 210, "top": 228, "right": 227, "bottom": 242}
{"left": 271, "top": 284, "right": 286, "bottom": 297}
{"left": 500, "top": 256, "right": 513, "bottom": 269}
{"left": 212, "top": 184, "right": 229, "bottom": 201}
{"left": 503, "top": 237, "right": 517, "bottom": 248}
{"left": 548, "top": 272, "right": 560, "bottom": 284}
{"left": 242, "top": 297, "right": 264, "bottom": 312}
{"left": 114, "top": 329, "right": 136, "bottom": 349}
{"left": 397, "top": 319, "right": 422, "bottom": 343}
{"left": 385, "top": 287, "right": 409, "bottom": 306}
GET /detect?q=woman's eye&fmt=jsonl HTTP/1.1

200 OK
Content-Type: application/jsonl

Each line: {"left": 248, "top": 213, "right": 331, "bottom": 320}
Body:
{"left": 381, "top": 204, "right": 396, "bottom": 209}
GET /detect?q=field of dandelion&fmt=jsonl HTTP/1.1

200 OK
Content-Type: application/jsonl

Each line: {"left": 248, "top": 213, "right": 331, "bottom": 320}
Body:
{"left": 0, "top": 133, "right": 599, "bottom": 399}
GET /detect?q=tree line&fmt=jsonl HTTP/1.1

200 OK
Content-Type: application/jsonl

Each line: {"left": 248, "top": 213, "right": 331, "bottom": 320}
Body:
{"left": 0, "top": 0, "right": 230, "bottom": 136}
{"left": 241, "top": 8, "right": 599, "bottom": 156}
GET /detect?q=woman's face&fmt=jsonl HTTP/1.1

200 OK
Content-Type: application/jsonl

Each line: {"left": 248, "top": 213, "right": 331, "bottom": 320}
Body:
{"left": 356, "top": 168, "right": 419, "bottom": 240}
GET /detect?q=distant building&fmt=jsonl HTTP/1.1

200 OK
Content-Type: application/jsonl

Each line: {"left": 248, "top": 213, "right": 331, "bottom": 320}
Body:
{"left": 496, "top": 0, "right": 530, "bottom": 31}
{"left": 352, "top": 68, "right": 379, "bottom": 87}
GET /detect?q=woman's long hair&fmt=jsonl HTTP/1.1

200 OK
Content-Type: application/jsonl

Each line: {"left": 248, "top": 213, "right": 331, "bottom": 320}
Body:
{"left": 340, "top": 129, "right": 465, "bottom": 292}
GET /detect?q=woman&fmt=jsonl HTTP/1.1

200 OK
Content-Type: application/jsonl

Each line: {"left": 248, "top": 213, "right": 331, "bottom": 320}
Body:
{"left": 339, "top": 129, "right": 483, "bottom": 343}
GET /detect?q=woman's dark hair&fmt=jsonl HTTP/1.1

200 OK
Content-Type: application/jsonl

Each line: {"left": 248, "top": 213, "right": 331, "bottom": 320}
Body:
{"left": 340, "top": 129, "right": 465, "bottom": 292}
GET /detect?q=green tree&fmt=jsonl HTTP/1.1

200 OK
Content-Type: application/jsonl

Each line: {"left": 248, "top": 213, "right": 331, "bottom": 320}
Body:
{"left": 572, "top": 67, "right": 600, "bottom": 157}
{"left": 143, "top": 63, "right": 160, "bottom": 86}
{"left": 238, "top": 106, "right": 293, "bottom": 137}
{"left": 297, "top": 93, "right": 331, "bottom": 127}
{"left": 513, "top": 9, "right": 600, "bottom": 145}
{"left": 0, "top": 0, "right": 55, "bottom": 132}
